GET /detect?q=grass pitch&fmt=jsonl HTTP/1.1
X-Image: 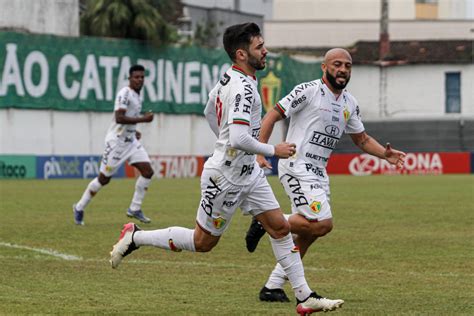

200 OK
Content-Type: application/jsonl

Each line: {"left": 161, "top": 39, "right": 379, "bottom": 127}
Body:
{"left": 0, "top": 175, "right": 473, "bottom": 315}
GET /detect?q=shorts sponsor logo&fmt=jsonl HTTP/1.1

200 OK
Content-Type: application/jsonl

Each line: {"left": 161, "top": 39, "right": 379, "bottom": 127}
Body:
{"left": 285, "top": 174, "right": 308, "bottom": 207}
{"left": 213, "top": 216, "right": 226, "bottom": 229}
{"left": 310, "top": 201, "right": 321, "bottom": 213}
{"left": 200, "top": 177, "right": 222, "bottom": 216}
{"left": 240, "top": 164, "right": 254, "bottom": 176}
{"left": 222, "top": 200, "right": 237, "bottom": 208}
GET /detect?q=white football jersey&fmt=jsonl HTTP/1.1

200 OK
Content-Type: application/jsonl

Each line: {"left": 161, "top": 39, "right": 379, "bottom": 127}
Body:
{"left": 277, "top": 79, "right": 364, "bottom": 181}
{"left": 105, "top": 86, "right": 143, "bottom": 142}
{"left": 204, "top": 65, "right": 263, "bottom": 185}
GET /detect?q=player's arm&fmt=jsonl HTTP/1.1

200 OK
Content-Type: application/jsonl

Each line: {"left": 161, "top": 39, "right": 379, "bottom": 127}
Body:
{"left": 115, "top": 109, "right": 153, "bottom": 124}
{"left": 229, "top": 124, "right": 295, "bottom": 158}
{"left": 204, "top": 94, "right": 219, "bottom": 137}
{"left": 350, "top": 132, "right": 406, "bottom": 168}
{"left": 256, "top": 109, "right": 285, "bottom": 168}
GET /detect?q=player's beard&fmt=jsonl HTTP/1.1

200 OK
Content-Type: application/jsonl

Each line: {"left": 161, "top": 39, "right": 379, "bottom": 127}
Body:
{"left": 247, "top": 51, "right": 266, "bottom": 71}
{"left": 325, "top": 70, "right": 350, "bottom": 90}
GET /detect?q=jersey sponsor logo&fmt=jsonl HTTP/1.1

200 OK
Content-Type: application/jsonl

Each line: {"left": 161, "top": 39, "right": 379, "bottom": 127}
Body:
{"left": 242, "top": 81, "right": 253, "bottom": 114}
{"left": 356, "top": 105, "right": 361, "bottom": 118}
{"left": 285, "top": 81, "right": 317, "bottom": 103}
{"left": 220, "top": 73, "right": 230, "bottom": 86}
{"left": 309, "top": 131, "right": 340, "bottom": 150}
{"left": 305, "top": 152, "right": 329, "bottom": 162}
{"left": 324, "top": 125, "right": 340, "bottom": 136}
{"left": 200, "top": 177, "right": 222, "bottom": 216}
{"left": 332, "top": 116, "right": 339, "bottom": 122}
{"left": 285, "top": 174, "right": 309, "bottom": 207}
{"left": 233, "top": 94, "right": 241, "bottom": 113}
{"left": 305, "top": 163, "right": 325, "bottom": 177}
{"left": 310, "top": 201, "right": 321, "bottom": 213}
{"left": 291, "top": 95, "right": 306, "bottom": 108}
{"left": 260, "top": 71, "right": 282, "bottom": 113}
{"left": 240, "top": 164, "right": 254, "bottom": 176}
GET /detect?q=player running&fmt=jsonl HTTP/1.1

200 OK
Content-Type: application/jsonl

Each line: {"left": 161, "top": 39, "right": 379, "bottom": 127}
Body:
{"left": 245, "top": 48, "right": 406, "bottom": 302}
{"left": 110, "top": 23, "right": 344, "bottom": 315}
{"left": 73, "top": 65, "right": 154, "bottom": 225}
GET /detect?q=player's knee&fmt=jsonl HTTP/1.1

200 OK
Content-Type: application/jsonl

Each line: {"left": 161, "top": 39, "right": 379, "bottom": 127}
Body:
{"left": 312, "top": 219, "right": 333, "bottom": 238}
{"left": 268, "top": 220, "right": 290, "bottom": 239}
{"left": 98, "top": 174, "right": 111, "bottom": 185}
{"left": 142, "top": 169, "right": 154, "bottom": 179}
{"left": 194, "top": 240, "right": 216, "bottom": 252}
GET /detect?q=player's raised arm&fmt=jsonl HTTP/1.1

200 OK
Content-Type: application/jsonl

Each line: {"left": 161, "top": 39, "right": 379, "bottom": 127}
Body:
{"left": 350, "top": 132, "right": 406, "bottom": 168}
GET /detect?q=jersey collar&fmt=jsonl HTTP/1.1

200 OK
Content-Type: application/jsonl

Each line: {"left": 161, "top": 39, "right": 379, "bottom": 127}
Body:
{"left": 321, "top": 77, "right": 343, "bottom": 101}
{"left": 232, "top": 65, "right": 257, "bottom": 81}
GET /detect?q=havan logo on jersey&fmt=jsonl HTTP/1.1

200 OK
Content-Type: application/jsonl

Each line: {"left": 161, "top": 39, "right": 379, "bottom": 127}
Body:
{"left": 309, "top": 131, "right": 340, "bottom": 150}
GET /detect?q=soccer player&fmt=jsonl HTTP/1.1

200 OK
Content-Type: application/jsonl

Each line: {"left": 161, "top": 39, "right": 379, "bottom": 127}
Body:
{"left": 110, "top": 23, "right": 344, "bottom": 314}
{"left": 72, "top": 65, "right": 154, "bottom": 225}
{"left": 245, "top": 48, "right": 406, "bottom": 302}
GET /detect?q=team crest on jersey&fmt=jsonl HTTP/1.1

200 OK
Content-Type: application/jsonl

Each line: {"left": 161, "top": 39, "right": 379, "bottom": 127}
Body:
{"left": 213, "top": 216, "right": 226, "bottom": 229}
{"left": 343, "top": 106, "right": 350, "bottom": 122}
{"left": 310, "top": 201, "right": 322, "bottom": 213}
{"left": 260, "top": 71, "right": 281, "bottom": 113}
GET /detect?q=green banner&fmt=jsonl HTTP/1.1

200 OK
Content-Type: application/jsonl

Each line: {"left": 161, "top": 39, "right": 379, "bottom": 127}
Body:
{"left": 0, "top": 155, "right": 36, "bottom": 179}
{"left": 0, "top": 31, "right": 321, "bottom": 114}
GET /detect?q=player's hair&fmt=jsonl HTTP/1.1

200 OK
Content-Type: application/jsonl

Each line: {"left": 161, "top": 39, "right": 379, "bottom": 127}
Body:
{"left": 223, "top": 22, "right": 261, "bottom": 62}
{"left": 129, "top": 64, "right": 145, "bottom": 76}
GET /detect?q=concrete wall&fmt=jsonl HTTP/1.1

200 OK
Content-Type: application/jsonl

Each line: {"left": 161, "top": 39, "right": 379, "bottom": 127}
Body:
{"left": 0, "top": 110, "right": 286, "bottom": 156}
{"left": 349, "top": 64, "right": 474, "bottom": 120}
{"left": 264, "top": 20, "right": 474, "bottom": 48}
{"left": 0, "top": 0, "right": 79, "bottom": 36}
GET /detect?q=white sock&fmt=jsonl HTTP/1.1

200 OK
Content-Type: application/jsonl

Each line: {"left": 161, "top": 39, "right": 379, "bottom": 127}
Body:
{"left": 76, "top": 177, "right": 102, "bottom": 211}
{"left": 133, "top": 227, "right": 196, "bottom": 252}
{"left": 270, "top": 233, "right": 312, "bottom": 301}
{"left": 129, "top": 176, "right": 152, "bottom": 211}
{"left": 264, "top": 263, "right": 287, "bottom": 289}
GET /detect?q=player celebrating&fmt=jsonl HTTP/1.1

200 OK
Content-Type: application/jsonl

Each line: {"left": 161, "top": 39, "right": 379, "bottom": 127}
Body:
{"left": 110, "top": 23, "right": 344, "bottom": 314}
{"left": 245, "top": 48, "right": 406, "bottom": 302}
{"left": 73, "top": 65, "right": 155, "bottom": 225}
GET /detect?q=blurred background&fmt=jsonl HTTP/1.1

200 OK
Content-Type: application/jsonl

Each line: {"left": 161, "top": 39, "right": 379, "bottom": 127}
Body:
{"left": 0, "top": 0, "right": 473, "bottom": 179}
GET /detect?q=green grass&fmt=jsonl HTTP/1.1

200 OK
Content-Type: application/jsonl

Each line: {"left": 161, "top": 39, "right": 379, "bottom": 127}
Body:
{"left": 0, "top": 175, "right": 473, "bottom": 315}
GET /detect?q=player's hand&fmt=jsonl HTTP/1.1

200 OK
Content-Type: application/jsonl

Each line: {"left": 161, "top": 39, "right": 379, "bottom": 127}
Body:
{"left": 136, "top": 131, "right": 142, "bottom": 140}
{"left": 143, "top": 111, "right": 154, "bottom": 122}
{"left": 274, "top": 142, "right": 296, "bottom": 158}
{"left": 384, "top": 143, "right": 406, "bottom": 169}
{"left": 257, "top": 154, "right": 272, "bottom": 169}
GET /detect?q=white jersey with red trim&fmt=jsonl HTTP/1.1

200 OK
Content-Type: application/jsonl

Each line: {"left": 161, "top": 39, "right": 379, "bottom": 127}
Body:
{"left": 276, "top": 79, "right": 364, "bottom": 181}
{"left": 204, "top": 65, "right": 263, "bottom": 185}
{"left": 105, "top": 86, "right": 143, "bottom": 143}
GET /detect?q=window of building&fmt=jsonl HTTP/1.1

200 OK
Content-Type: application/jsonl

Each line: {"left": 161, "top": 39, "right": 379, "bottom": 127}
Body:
{"left": 445, "top": 72, "right": 461, "bottom": 113}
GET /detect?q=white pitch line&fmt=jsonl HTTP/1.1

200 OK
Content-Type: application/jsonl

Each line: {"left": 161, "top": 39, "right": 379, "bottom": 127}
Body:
{"left": 0, "top": 241, "right": 82, "bottom": 261}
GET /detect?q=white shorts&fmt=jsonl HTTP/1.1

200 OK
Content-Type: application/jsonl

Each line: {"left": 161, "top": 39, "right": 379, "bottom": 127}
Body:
{"left": 100, "top": 138, "right": 150, "bottom": 177}
{"left": 279, "top": 172, "right": 332, "bottom": 222}
{"left": 196, "top": 168, "right": 280, "bottom": 236}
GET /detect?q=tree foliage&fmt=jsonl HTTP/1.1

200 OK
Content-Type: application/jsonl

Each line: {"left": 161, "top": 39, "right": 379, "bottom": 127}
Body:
{"left": 80, "top": 0, "right": 182, "bottom": 45}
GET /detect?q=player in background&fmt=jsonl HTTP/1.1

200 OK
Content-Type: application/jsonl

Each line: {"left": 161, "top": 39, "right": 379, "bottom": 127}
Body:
{"left": 73, "top": 65, "right": 154, "bottom": 225}
{"left": 245, "top": 48, "right": 406, "bottom": 302}
{"left": 110, "top": 23, "right": 344, "bottom": 315}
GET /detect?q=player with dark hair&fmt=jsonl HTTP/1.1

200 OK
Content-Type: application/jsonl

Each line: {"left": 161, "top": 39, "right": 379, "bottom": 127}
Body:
{"left": 73, "top": 64, "right": 155, "bottom": 225}
{"left": 245, "top": 48, "right": 406, "bottom": 302}
{"left": 110, "top": 23, "right": 344, "bottom": 315}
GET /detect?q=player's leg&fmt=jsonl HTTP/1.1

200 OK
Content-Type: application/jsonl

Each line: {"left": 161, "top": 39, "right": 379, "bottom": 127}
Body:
{"left": 73, "top": 173, "right": 111, "bottom": 225}
{"left": 125, "top": 144, "right": 153, "bottom": 223}
{"left": 110, "top": 168, "right": 234, "bottom": 268}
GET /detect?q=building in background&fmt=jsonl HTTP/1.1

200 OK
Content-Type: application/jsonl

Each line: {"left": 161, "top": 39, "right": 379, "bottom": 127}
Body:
{"left": 0, "top": 0, "right": 79, "bottom": 36}
{"left": 179, "top": 0, "right": 272, "bottom": 47}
